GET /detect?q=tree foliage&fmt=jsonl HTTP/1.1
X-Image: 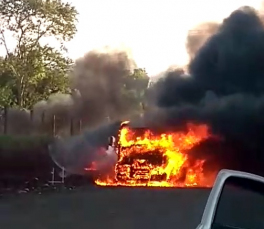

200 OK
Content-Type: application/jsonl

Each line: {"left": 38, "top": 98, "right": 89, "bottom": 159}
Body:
{"left": 123, "top": 68, "right": 149, "bottom": 113}
{"left": 0, "top": 0, "right": 78, "bottom": 108}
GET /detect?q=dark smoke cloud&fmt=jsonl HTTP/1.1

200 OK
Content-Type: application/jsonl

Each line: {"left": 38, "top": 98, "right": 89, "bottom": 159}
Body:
{"left": 2, "top": 48, "right": 146, "bottom": 177}
{"left": 2, "top": 49, "right": 138, "bottom": 135}
{"left": 54, "top": 5, "right": 264, "bottom": 177}
{"left": 149, "top": 6, "right": 264, "bottom": 175}
{"left": 45, "top": 49, "right": 146, "bottom": 176}
{"left": 36, "top": 5, "right": 264, "bottom": 178}
{"left": 70, "top": 50, "right": 137, "bottom": 126}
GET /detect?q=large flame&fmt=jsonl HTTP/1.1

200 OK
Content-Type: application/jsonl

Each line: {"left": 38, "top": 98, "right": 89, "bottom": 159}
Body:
{"left": 95, "top": 121, "right": 216, "bottom": 187}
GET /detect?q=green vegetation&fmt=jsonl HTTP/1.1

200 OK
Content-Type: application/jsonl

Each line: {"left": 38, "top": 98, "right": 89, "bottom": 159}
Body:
{"left": 0, "top": 1, "right": 151, "bottom": 179}
{"left": 123, "top": 68, "right": 149, "bottom": 114}
{"left": 0, "top": 0, "right": 78, "bottom": 108}
{"left": 0, "top": 135, "right": 53, "bottom": 150}
{"left": 0, "top": 0, "right": 150, "bottom": 135}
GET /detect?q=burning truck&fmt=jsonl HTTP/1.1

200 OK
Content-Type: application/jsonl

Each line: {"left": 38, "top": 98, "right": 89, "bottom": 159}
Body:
{"left": 48, "top": 119, "right": 217, "bottom": 187}
{"left": 114, "top": 121, "right": 168, "bottom": 183}
{"left": 95, "top": 121, "right": 216, "bottom": 187}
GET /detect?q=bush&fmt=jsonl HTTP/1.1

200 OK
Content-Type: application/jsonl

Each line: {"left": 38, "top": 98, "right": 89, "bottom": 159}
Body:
{"left": 0, "top": 135, "right": 53, "bottom": 150}
{"left": 0, "top": 135, "right": 95, "bottom": 189}
{"left": 0, "top": 135, "right": 55, "bottom": 182}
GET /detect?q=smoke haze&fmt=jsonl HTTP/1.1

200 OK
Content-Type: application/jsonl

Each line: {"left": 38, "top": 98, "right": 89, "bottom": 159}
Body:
{"left": 49, "top": 121, "right": 121, "bottom": 176}
{"left": 148, "top": 6, "right": 264, "bottom": 175}
{"left": 9, "top": 4, "right": 264, "bottom": 177}
{"left": 186, "top": 22, "right": 219, "bottom": 60}
{"left": 2, "top": 49, "right": 140, "bottom": 135}
{"left": 51, "top": 5, "right": 264, "bottom": 177}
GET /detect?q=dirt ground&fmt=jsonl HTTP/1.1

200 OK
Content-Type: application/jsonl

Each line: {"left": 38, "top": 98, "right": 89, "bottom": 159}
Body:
{"left": 0, "top": 186, "right": 210, "bottom": 229}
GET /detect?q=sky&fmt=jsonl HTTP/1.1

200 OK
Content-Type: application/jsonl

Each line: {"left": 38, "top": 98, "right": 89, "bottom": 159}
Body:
{"left": 65, "top": 0, "right": 263, "bottom": 76}
{"left": 1, "top": 0, "right": 264, "bottom": 76}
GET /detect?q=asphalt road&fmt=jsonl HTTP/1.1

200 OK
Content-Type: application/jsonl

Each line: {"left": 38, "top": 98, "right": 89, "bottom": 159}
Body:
{"left": 0, "top": 186, "right": 211, "bottom": 229}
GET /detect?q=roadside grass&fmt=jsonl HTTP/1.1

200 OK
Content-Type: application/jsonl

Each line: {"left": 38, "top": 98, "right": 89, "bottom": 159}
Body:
{"left": 0, "top": 135, "right": 53, "bottom": 150}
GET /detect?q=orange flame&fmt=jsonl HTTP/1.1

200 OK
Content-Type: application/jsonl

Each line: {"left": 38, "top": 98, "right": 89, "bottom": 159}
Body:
{"left": 95, "top": 122, "right": 216, "bottom": 187}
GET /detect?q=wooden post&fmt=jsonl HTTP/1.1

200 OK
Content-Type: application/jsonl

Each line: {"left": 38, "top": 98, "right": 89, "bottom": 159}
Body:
{"left": 79, "top": 119, "right": 82, "bottom": 133}
{"left": 52, "top": 114, "right": 56, "bottom": 136}
{"left": 3, "top": 106, "right": 7, "bottom": 134}
{"left": 70, "top": 118, "right": 74, "bottom": 136}
{"left": 30, "top": 110, "right": 34, "bottom": 121}
{"left": 51, "top": 168, "right": 55, "bottom": 185}
{"left": 62, "top": 168, "right": 65, "bottom": 184}
{"left": 41, "top": 111, "right": 45, "bottom": 124}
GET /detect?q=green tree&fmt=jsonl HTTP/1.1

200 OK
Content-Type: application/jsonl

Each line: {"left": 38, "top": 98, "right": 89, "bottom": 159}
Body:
{"left": 123, "top": 68, "right": 149, "bottom": 113}
{"left": 0, "top": 0, "right": 78, "bottom": 108}
{"left": 0, "top": 57, "right": 14, "bottom": 107}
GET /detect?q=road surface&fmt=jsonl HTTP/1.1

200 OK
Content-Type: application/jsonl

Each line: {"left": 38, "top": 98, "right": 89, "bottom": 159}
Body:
{"left": 0, "top": 186, "right": 211, "bottom": 229}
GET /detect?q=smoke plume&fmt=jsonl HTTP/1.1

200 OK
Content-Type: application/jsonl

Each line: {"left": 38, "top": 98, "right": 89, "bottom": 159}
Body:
{"left": 186, "top": 22, "right": 219, "bottom": 60}
{"left": 49, "top": 121, "right": 121, "bottom": 176}
{"left": 69, "top": 49, "right": 137, "bottom": 126}
{"left": 2, "top": 49, "right": 139, "bottom": 135}
{"left": 45, "top": 49, "right": 146, "bottom": 176}
{"left": 34, "top": 5, "right": 264, "bottom": 178}
{"left": 147, "top": 6, "right": 264, "bottom": 175}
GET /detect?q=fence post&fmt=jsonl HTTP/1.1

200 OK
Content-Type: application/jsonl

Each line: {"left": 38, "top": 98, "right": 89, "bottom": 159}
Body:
{"left": 30, "top": 110, "right": 34, "bottom": 121}
{"left": 70, "top": 118, "right": 74, "bottom": 136}
{"left": 30, "top": 110, "right": 33, "bottom": 121}
{"left": 3, "top": 106, "right": 7, "bottom": 134}
{"left": 79, "top": 119, "right": 82, "bottom": 133}
{"left": 52, "top": 114, "right": 56, "bottom": 136}
{"left": 41, "top": 111, "right": 45, "bottom": 124}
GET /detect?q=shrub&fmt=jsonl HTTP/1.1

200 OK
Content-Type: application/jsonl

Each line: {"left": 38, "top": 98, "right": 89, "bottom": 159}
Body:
{"left": 0, "top": 135, "right": 53, "bottom": 150}
{"left": 0, "top": 135, "right": 55, "bottom": 180}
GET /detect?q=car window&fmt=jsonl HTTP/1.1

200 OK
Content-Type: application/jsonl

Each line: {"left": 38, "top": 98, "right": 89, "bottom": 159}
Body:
{"left": 212, "top": 177, "right": 264, "bottom": 229}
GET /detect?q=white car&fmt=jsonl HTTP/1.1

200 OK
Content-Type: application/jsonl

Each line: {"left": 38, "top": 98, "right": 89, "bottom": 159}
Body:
{"left": 197, "top": 169, "right": 264, "bottom": 229}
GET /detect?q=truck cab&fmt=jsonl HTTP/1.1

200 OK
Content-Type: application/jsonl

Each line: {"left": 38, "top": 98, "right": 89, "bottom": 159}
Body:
{"left": 111, "top": 122, "right": 168, "bottom": 184}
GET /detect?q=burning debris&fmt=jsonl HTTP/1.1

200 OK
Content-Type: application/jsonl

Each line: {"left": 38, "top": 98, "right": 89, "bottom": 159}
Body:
{"left": 95, "top": 121, "right": 216, "bottom": 187}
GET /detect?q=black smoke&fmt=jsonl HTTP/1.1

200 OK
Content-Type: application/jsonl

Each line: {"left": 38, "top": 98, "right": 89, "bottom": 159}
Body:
{"left": 186, "top": 22, "right": 219, "bottom": 61}
{"left": 1, "top": 49, "right": 143, "bottom": 135}
{"left": 147, "top": 6, "right": 264, "bottom": 175}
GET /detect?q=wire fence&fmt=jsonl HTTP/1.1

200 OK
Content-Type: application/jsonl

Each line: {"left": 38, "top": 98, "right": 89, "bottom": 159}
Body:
{"left": 0, "top": 107, "right": 83, "bottom": 136}
{"left": 0, "top": 104, "right": 145, "bottom": 136}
